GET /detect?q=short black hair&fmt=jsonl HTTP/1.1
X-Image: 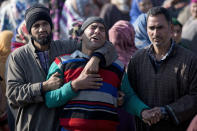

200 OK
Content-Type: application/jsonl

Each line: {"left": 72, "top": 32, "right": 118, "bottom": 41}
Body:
{"left": 147, "top": 6, "right": 172, "bottom": 24}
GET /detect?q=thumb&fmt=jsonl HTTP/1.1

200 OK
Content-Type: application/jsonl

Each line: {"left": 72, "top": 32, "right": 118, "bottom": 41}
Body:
{"left": 52, "top": 72, "right": 60, "bottom": 77}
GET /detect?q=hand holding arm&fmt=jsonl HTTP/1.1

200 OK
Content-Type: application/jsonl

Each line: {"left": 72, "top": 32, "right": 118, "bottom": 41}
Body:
{"left": 71, "top": 70, "right": 103, "bottom": 92}
{"left": 45, "top": 60, "right": 103, "bottom": 108}
{"left": 42, "top": 72, "right": 63, "bottom": 92}
{"left": 94, "top": 41, "right": 117, "bottom": 66}
{"left": 82, "top": 56, "right": 100, "bottom": 74}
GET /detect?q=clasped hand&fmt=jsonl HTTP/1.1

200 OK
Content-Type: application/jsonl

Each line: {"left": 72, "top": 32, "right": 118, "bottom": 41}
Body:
{"left": 141, "top": 107, "right": 164, "bottom": 126}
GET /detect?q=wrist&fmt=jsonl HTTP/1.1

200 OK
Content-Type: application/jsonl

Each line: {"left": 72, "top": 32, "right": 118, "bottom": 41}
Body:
{"left": 42, "top": 81, "right": 48, "bottom": 92}
{"left": 160, "top": 107, "right": 169, "bottom": 120}
{"left": 71, "top": 80, "right": 78, "bottom": 92}
{"left": 40, "top": 83, "right": 46, "bottom": 99}
{"left": 140, "top": 108, "right": 149, "bottom": 119}
{"left": 91, "top": 56, "right": 100, "bottom": 64}
{"left": 92, "top": 52, "right": 104, "bottom": 65}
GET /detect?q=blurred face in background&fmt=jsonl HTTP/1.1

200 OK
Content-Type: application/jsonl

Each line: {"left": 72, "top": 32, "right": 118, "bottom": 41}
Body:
{"left": 111, "top": 0, "right": 132, "bottom": 13}
{"left": 138, "top": 0, "right": 153, "bottom": 13}
{"left": 191, "top": 2, "right": 197, "bottom": 18}
{"left": 84, "top": 3, "right": 100, "bottom": 17}
{"left": 172, "top": 24, "right": 182, "bottom": 44}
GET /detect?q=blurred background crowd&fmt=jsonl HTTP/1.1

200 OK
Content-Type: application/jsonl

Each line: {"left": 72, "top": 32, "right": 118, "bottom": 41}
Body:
{"left": 0, "top": 0, "right": 197, "bottom": 131}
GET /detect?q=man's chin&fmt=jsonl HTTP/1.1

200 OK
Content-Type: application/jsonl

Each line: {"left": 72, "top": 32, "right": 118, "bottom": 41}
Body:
{"left": 153, "top": 42, "right": 162, "bottom": 46}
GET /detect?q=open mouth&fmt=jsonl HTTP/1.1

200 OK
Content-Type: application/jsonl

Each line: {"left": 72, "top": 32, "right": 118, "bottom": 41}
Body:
{"left": 91, "top": 36, "right": 99, "bottom": 41}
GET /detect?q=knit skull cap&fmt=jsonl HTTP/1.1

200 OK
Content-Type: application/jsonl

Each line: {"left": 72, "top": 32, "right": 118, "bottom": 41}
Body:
{"left": 79, "top": 16, "right": 107, "bottom": 36}
{"left": 191, "top": 0, "right": 197, "bottom": 3}
{"left": 172, "top": 18, "right": 182, "bottom": 28}
{"left": 25, "top": 3, "right": 53, "bottom": 34}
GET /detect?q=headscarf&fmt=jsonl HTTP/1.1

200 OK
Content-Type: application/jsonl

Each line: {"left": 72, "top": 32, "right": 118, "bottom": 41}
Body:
{"left": 0, "top": 0, "right": 26, "bottom": 31}
{"left": 0, "top": 31, "right": 13, "bottom": 117}
{"left": 130, "top": 0, "right": 142, "bottom": 24}
{"left": 133, "top": 13, "right": 151, "bottom": 49}
{"left": 109, "top": 20, "right": 137, "bottom": 67}
{"left": 50, "top": 0, "right": 66, "bottom": 40}
{"left": 191, "top": 0, "right": 197, "bottom": 3}
{"left": 0, "top": 30, "right": 13, "bottom": 56}
{"left": 11, "top": 20, "right": 30, "bottom": 52}
{"left": 59, "top": 0, "right": 92, "bottom": 39}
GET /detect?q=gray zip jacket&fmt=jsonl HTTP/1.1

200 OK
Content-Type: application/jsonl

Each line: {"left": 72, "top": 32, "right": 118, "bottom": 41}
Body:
{"left": 6, "top": 39, "right": 117, "bottom": 131}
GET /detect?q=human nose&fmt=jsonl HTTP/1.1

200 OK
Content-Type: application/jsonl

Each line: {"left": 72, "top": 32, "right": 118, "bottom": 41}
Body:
{"left": 173, "top": 32, "right": 177, "bottom": 37}
{"left": 153, "top": 29, "right": 159, "bottom": 36}
{"left": 94, "top": 27, "right": 100, "bottom": 34}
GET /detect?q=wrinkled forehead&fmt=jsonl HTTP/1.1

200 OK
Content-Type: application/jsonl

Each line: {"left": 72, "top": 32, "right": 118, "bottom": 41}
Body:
{"left": 89, "top": 22, "right": 104, "bottom": 27}
{"left": 147, "top": 14, "right": 169, "bottom": 26}
{"left": 86, "top": 22, "right": 106, "bottom": 30}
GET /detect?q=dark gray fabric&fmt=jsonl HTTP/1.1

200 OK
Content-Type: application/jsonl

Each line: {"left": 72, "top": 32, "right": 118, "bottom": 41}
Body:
{"left": 6, "top": 39, "right": 80, "bottom": 131}
{"left": 127, "top": 44, "right": 197, "bottom": 131}
{"left": 6, "top": 38, "right": 117, "bottom": 131}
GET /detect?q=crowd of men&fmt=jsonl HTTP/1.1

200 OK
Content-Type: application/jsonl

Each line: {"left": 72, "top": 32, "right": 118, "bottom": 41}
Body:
{"left": 0, "top": 0, "right": 197, "bottom": 131}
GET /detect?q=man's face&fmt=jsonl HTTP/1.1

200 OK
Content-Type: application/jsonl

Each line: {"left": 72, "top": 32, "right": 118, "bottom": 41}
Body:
{"left": 173, "top": 24, "right": 182, "bottom": 44}
{"left": 138, "top": 0, "right": 153, "bottom": 13}
{"left": 191, "top": 2, "right": 197, "bottom": 18}
{"left": 82, "top": 22, "right": 106, "bottom": 51}
{"left": 31, "top": 20, "right": 52, "bottom": 45}
{"left": 147, "top": 14, "right": 172, "bottom": 47}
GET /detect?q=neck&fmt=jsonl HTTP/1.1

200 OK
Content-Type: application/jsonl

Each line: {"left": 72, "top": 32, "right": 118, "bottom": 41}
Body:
{"left": 33, "top": 40, "right": 49, "bottom": 51}
{"left": 153, "top": 40, "right": 171, "bottom": 60}
{"left": 82, "top": 42, "right": 93, "bottom": 56}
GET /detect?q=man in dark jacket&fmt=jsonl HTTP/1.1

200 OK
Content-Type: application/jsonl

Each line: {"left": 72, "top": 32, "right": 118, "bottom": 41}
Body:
{"left": 127, "top": 6, "right": 197, "bottom": 131}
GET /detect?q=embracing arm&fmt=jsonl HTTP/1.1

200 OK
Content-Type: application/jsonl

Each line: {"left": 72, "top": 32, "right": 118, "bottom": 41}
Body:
{"left": 93, "top": 41, "right": 117, "bottom": 66}
{"left": 45, "top": 61, "right": 78, "bottom": 108}
{"left": 45, "top": 58, "right": 102, "bottom": 108}
{"left": 60, "top": 40, "right": 117, "bottom": 67}
{"left": 6, "top": 52, "right": 63, "bottom": 108}
{"left": 121, "top": 73, "right": 149, "bottom": 118}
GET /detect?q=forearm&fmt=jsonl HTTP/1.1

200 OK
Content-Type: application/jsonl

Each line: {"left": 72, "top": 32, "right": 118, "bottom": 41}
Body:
{"left": 6, "top": 55, "right": 45, "bottom": 107}
{"left": 6, "top": 82, "right": 43, "bottom": 108}
{"left": 94, "top": 41, "right": 117, "bottom": 66}
{"left": 121, "top": 73, "right": 149, "bottom": 118}
{"left": 166, "top": 59, "right": 197, "bottom": 125}
{"left": 165, "top": 95, "right": 197, "bottom": 125}
{"left": 45, "top": 81, "right": 78, "bottom": 108}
